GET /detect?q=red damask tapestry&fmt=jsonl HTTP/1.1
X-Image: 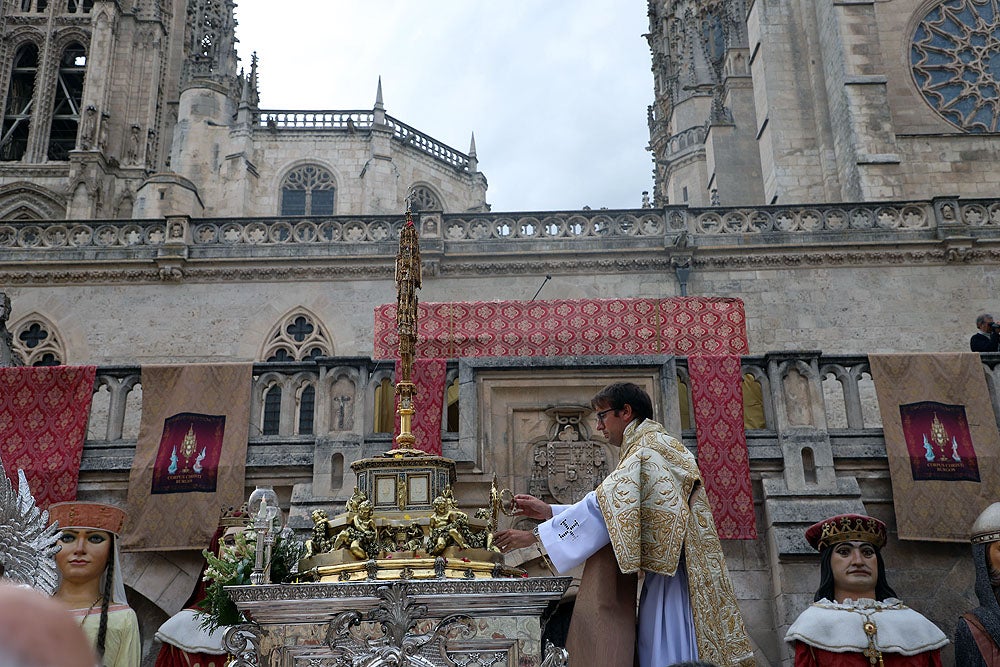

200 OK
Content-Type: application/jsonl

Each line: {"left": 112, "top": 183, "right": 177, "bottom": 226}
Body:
{"left": 393, "top": 359, "right": 447, "bottom": 456}
{"left": 374, "top": 298, "right": 748, "bottom": 359}
{"left": 687, "top": 355, "right": 756, "bottom": 539}
{"left": 374, "top": 297, "right": 755, "bottom": 539}
{"left": 0, "top": 365, "right": 96, "bottom": 507}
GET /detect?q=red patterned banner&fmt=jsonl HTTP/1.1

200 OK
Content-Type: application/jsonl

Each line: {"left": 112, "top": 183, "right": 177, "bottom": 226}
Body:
{"left": 374, "top": 298, "right": 747, "bottom": 359}
{"left": 0, "top": 365, "right": 96, "bottom": 507}
{"left": 374, "top": 297, "right": 755, "bottom": 539}
{"left": 394, "top": 359, "right": 447, "bottom": 456}
{"left": 687, "top": 355, "right": 756, "bottom": 540}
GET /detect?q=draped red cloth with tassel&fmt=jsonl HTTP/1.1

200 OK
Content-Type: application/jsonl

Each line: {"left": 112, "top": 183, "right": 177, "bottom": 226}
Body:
{"left": 687, "top": 354, "right": 756, "bottom": 539}
{"left": 393, "top": 358, "right": 447, "bottom": 455}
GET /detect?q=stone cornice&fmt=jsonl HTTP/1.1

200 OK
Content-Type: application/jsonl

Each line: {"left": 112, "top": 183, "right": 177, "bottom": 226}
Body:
{"left": 3, "top": 239, "right": 999, "bottom": 284}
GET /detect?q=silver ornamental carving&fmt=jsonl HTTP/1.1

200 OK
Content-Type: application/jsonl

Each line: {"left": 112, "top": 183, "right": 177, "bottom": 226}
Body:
{"left": 529, "top": 407, "right": 608, "bottom": 505}
{"left": 326, "top": 583, "right": 474, "bottom": 667}
{"left": 540, "top": 642, "right": 570, "bottom": 667}
{"left": 223, "top": 624, "right": 263, "bottom": 667}
{"left": 0, "top": 460, "right": 60, "bottom": 594}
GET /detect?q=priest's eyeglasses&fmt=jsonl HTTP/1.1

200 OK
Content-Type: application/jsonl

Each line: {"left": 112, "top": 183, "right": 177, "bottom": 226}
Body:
{"left": 595, "top": 408, "right": 618, "bottom": 424}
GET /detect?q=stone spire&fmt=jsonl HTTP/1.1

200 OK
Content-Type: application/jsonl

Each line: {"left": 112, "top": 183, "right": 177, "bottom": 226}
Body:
{"left": 468, "top": 132, "right": 478, "bottom": 172}
{"left": 235, "top": 52, "right": 259, "bottom": 128}
{"left": 373, "top": 76, "right": 386, "bottom": 126}
{"left": 182, "top": 0, "right": 240, "bottom": 93}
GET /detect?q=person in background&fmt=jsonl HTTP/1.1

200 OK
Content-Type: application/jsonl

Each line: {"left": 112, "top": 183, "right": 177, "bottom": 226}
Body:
{"left": 785, "top": 513, "right": 947, "bottom": 666}
{"left": 971, "top": 314, "right": 1000, "bottom": 352}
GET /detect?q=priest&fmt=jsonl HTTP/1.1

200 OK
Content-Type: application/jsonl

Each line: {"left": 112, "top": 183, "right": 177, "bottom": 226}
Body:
{"left": 494, "top": 382, "right": 754, "bottom": 667}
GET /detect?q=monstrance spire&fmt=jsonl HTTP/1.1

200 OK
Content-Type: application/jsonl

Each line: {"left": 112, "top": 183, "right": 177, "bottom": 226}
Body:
{"left": 392, "top": 209, "right": 421, "bottom": 452}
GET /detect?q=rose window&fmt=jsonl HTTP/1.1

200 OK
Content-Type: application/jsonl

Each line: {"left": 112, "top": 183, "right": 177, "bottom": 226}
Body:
{"left": 911, "top": 0, "right": 1000, "bottom": 132}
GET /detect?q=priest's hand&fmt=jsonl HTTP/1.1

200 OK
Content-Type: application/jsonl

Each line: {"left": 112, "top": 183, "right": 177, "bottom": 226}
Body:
{"left": 493, "top": 529, "right": 537, "bottom": 552}
{"left": 511, "top": 494, "right": 552, "bottom": 520}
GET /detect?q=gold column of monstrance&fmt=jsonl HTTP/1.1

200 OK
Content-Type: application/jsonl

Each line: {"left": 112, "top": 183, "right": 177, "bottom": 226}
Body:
{"left": 391, "top": 209, "right": 420, "bottom": 453}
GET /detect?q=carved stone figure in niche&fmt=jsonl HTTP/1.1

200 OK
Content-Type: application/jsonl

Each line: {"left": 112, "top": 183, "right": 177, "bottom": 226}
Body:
{"left": 331, "top": 377, "right": 355, "bottom": 430}
{"left": 79, "top": 106, "right": 97, "bottom": 149}
{"left": 783, "top": 367, "right": 814, "bottom": 427}
{"left": 0, "top": 292, "right": 15, "bottom": 367}
{"left": 427, "top": 487, "right": 468, "bottom": 554}
{"left": 332, "top": 500, "right": 378, "bottom": 560}
{"left": 98, "top": 112, "right": 110, "bottom": 152}
{"left": 125, "top": 124, "right": 141, "bottom": 164}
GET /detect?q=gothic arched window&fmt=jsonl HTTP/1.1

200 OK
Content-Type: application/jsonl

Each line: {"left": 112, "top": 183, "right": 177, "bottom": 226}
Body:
{"left": 48, "top": 42, "right": 87, "bottom": 161}
{"left": 297, "top": 384, "right": 315, "bottom": 435}
{"left": 1, "top": 44, "right": 39, "bottom": 162}
{"left": 67, "top": 0, "right": 94, "bottom": 13}
{"left": 262, "top": 385, "right": 281, "bottom": 435}
{"left": 408, "top": 185, "right": 442, "bottom": 212}
{"left": 260, "top": 308, "right": 333, "bottom": 362}
{"left": 280, "top": 164, "right": 336, "bottom": 216}
{"left": 11, "top": 315, "right": 65, "bottom": 366}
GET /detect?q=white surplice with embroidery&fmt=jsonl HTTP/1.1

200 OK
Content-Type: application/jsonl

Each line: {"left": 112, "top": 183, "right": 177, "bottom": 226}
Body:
{"left": 538, "top": 492, "right": 699, "bottom": 667}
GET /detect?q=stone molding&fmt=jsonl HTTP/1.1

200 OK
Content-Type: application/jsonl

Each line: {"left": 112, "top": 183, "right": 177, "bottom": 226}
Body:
{"left": 2, "top": 200, "right": 1000, "bottom": 283}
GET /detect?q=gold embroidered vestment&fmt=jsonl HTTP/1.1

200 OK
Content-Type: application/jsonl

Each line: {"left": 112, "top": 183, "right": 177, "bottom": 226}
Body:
{"left": 595, "top": 419, "right": 755, "bottom": 667}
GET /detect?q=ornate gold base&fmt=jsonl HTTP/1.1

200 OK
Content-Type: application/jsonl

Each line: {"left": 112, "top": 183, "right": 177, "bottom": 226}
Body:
{"left": 297, "top": 547, "right": 525, "bottom": 582}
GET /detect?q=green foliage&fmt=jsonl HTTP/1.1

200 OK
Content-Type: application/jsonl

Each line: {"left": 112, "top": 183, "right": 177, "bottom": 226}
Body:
{"left": 196, "top": 528, "right": 305, "bottom": 632}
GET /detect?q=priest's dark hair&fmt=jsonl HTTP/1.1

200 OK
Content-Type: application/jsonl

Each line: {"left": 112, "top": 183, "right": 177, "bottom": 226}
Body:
{"left": 591, "top": 382, "right": 653, "bottom": 422}
{"left": 813, "top": 543, "right": 898, "bottom": 602}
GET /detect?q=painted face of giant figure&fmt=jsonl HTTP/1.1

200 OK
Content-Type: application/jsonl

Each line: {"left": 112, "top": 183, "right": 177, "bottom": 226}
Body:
{"left": 55, "top": 529, "right": 112, "bottom": 586}
{"left": 830, "top": 540, "right": 878, "bottom": 601}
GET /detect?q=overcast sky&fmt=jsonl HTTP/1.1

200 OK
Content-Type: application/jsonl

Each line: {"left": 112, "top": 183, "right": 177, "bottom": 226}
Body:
{"left": 234, "top": 1, "right": 654, "bottom": 212}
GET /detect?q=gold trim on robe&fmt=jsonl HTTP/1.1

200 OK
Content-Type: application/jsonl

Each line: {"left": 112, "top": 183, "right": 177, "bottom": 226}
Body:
{"left": 595, "top": 419, "right": 756, "bottom": 667}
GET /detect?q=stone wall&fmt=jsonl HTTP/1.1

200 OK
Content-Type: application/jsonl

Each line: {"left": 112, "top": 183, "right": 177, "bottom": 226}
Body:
{"left": 1, "top": 201, "right": 999, "bottom": 364}
{"left": 652, "top": 0, "right": 1000, "bottom": 206}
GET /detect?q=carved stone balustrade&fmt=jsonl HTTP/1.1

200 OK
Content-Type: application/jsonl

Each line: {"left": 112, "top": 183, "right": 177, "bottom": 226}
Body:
{"left": 3, "top": 197, "right": 1000, "bottom": 261}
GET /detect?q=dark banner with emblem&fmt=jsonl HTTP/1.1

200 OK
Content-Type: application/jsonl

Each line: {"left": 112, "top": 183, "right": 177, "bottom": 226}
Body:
{"left": 900, "top": 401, "right": 980, "bottom": 482}
{"left": 123, "top": 364, "right": 251, "bottom": 551}
{"left": 150, "top": 412, "right": 226, "bottom": 494}
{"left": 871, "top": 353, "right": 1000, "bottom": 542}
